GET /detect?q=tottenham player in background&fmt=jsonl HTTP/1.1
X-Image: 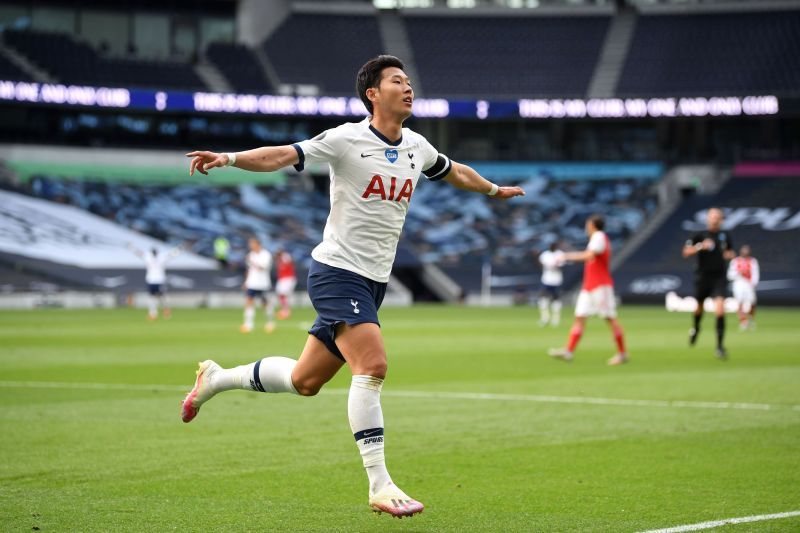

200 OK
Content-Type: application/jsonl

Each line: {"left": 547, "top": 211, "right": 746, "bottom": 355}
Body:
{"left": 182, "top": 55, "right": 524, "bottom": 518}
{"left": 682, "top": 207, "right": 735, "bottom": 359}
{"left": 127, "top": 243, "right": 183, "bottom": 320}
{"left": 548, "top": 215, "right": 628, "bottom": 365}
{"left": 538, "top": 242, "right": 566, "bottom": 327}
{"left": 728, "top": 244, "right": 759, "bottom": 331}
{"left": 240, "top": 237, "right": 275, "bottom": 334}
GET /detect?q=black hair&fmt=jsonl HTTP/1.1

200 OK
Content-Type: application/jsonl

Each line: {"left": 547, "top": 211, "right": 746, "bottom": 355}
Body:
{"left": 588, "top": 214, "right": 605, "bottom": 231}
{"left": 356, "top": 55, "right": 406, "bottom": 114}
{"left": 549, "top": 242, "right": 558, "bottom": 252}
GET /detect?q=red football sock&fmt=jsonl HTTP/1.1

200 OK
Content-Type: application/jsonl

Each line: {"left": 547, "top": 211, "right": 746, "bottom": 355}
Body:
{"left": 612, "top": 324, "right": 626, "bottom": 354}
{"left": 567, "top": 324, "right": 583, "bottom": 353}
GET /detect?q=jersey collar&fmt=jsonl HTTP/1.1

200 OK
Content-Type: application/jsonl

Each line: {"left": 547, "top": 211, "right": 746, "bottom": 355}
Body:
{"left": 368, "top": 124, "right": 402, "bottom": 146}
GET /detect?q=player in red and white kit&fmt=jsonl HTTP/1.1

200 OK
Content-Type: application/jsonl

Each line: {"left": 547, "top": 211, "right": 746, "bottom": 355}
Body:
{"left": 727, "top": 244, "right": 759, "bottom": 330}
{"left": 548, "top": 214, "right": 628, "bottom": 365}
{"left": 275, "top": 249, "right": 297, "bottom": 320}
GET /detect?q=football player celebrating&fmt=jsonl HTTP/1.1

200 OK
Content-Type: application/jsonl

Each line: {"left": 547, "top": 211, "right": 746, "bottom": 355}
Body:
{"left": 182, "top": 55, "right": 524, "bottom": 518}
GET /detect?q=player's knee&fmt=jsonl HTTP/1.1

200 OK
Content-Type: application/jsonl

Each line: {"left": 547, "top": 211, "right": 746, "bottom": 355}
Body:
{"left": 293, "top": 377, "right": 323, "bottom": 397}
{"left": 355, "top": 356, "right": 387, "bottom": 380}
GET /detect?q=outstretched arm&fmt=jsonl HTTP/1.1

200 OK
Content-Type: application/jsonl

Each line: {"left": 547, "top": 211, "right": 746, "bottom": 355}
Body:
{"left": 563, "top": 250, "right": 596, "bottom": 263}
{"left": 186, "top": 146, "right": 299, "bottom": 175}
{"left": 126, "top": 242, "right": 144, "bottom": 258}
{"left": 443, "top": 162, "right": 525, "bottom": 199}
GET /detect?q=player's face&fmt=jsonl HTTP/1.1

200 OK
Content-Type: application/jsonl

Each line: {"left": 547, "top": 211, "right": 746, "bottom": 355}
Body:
{"left": 249, "top": 239, "right": 260, "bottom": 252}
{"left": 707, "top": 209, "right": 723, "bottom": 230}
{"left": 374, "top": 67, "right": 414, "bottom": 120}
{"left": 740, "top": 245, "right": 750, "bottom": 257}
{"left": 585, "top": 219, "right": 594, "bottom": 235}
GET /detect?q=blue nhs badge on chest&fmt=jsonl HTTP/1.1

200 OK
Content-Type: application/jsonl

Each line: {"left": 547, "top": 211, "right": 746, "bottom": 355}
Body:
{"left": 384, "top": 149, "right": 398, "bottom": 163}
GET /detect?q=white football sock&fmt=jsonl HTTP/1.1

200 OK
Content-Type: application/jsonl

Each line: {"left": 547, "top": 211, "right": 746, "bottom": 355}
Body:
{"left": 265, "top": 297, "right": 275, "bottom": 324}
{"left": 211, "top": 357, "right": 298, "bottom": 394}
{"left": 552, "top": 300, "right": 562, "bottom": 326}
{"left": 243, "top": 306, "right": 255, "bottom": 328}
{"left": 349, "top": 375, "right": 393, "bottom": 496}
{"left": 538, "top": 297, "right": 550, "bottom": 323}
{"left": 148, "top": 297, "right": 158, "bottom": 318}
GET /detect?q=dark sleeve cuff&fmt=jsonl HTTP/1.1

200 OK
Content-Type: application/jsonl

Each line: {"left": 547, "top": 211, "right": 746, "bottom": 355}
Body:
{"left": 292, "top": 143, "right": 305, "bottom": 171}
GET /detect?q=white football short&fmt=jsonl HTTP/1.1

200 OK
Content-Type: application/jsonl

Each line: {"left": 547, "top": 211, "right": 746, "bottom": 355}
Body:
{"left": 575, "top": 285, "right": 617, "bottom": 318}
{"left": 732, "top": 280, "right": 756, "bottom": 309}
{"left": 276, "top": 277, "right": 297, "bottom": 296}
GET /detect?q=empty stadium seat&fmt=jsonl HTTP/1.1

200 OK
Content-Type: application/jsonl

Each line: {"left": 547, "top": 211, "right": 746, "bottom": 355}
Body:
{"left": 263, "top": 14, "right": 383, "bottom": 95}
{"left": 618, "top": 11, "right": 800, "bottom": 96}
{"left": 405, "top": 15, "right": 610, "bottom": 98}
{"left": 4, "top": 29, "right": 208, "bottom": 91}
{"left": 206, "top": 42, "right": 274, "bottom": 94}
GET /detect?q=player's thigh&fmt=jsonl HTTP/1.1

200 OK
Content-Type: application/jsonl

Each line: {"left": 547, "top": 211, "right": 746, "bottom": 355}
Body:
{"left": 292, "top": 335, "right": 346, "bottom": 396}
{"left": 574, "top": 290, "right": 594, "bottom": 317}
{"left": 334, "top": 322, "right": 388, "bottom": 378}
{"left": 694, "top": 279, "right": 712, "bottom": 310}
{"left": 597, "top": 286, "right": 617, "bottom": 319}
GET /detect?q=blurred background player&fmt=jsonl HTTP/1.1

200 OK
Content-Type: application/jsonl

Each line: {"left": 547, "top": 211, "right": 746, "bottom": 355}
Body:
{"left": 127, "top": 243, "right": 183, "bottom": 320}
{"left": 538, "top": 242, "right": 565, "bottom": 327}
{"left": 214, "top": 235, "right": 230, "bottom": 269}
{"left": 548, "top": 215, "right": 628, "bottom": 365}
{"left": 728, "top": 244, "right": 759, "bottom": 330}
{"left": 682, "top": 207, "right": 735, "bottom": 358}
{"left": 275, "top": 248, "right": 297, "bottom": 320}
{"left": 240, "top": 237, "right": 276, "bottom": 333}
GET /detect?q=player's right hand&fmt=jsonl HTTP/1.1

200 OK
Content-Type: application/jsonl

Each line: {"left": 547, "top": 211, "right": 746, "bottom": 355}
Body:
{"left": 186, "top": 151, "right": 228, "bottom": 176}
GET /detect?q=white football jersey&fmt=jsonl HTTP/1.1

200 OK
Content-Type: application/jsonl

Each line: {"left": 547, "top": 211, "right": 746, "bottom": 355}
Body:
{"left": 144, "top": 248, "right": 181, "bottom": 284}
{"left": 539, "top": 249, "right": 566, "bottom": 286}
{"left": 293, "top": 118, "right": 451, "bottom": 282}
{"left": 245, "top": 249, "right": 273, "bottom": 290}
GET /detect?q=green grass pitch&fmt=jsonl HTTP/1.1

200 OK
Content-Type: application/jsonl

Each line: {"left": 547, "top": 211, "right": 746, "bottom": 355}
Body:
{"left": 1, "top": 305, "right": 799, "bottom": 532}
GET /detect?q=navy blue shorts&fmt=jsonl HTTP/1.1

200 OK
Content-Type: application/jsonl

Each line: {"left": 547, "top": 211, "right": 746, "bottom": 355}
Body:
{"left": 307, "top": 259, "right": 387, "bottom": 361}
{"left": 540, "top": 283, "right": 561, "bottom": 299}
{"left": 245, "top": 288, "right": 269, "bottom": 301}
{"left": 148, "top": 283, "right": 163, "bottom": 296}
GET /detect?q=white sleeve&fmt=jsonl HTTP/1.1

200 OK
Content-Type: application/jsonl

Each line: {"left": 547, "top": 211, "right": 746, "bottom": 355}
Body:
{"left": 292, "top": 125, "right": 352, "bottom": 170}
{"left": 727, "top": 259, "right": 738, "bottom": 281}
{"left": 751, "top": 259, "right": 760, "bottom": 286}
{"left": 256, "top": 251, "right": 272, "bottom": 270}
{"left": 587, "top": 233, "right": 606, "bottom": 254}
{"left": 555, "top": 250, "right": 566, "bottom": 266}
{"left": 419, "top": 136, "right": 452, "bottom": 182}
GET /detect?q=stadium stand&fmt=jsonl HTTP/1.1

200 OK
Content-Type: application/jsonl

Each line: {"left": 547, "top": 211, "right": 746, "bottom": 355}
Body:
{"left": 2, "top": 164, "right": 658, "bottom": 294}
{"left": 205, "top": 42, "right": 274, "bottom": 94}
{"left": 3, "top": 29, "right": 207, "bottom": 91}
{"left": 618, "top": 10, "right": 800, "bottom": 97}
{"left": 614, "top": 169, "right": 800, "bottom": 305}
{"left": 262, "top": 14, "right": 383, "bottom": 94}
{"left": 404, "top": 15, "right": 610, "bottom": 98}
{"left": 0, "top": 51, "right": 32, "bottom": 81}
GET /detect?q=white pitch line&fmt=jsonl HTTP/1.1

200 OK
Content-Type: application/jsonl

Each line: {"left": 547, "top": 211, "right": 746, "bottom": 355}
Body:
{"left": 639, "top": 510, "right": 800, "bottom": 532}
{"left": 0, "top": 380, "right": 798, "bottom": 412}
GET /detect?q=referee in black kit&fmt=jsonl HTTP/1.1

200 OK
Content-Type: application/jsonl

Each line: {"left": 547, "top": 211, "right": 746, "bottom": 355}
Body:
{"left": 682, "top": 207, "right": 736, "bottom": 359}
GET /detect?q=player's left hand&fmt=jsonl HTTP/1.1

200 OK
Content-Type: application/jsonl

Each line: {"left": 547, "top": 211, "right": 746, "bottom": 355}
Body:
{"left": 490, "top": 186, "right": 526, "bottom": 200}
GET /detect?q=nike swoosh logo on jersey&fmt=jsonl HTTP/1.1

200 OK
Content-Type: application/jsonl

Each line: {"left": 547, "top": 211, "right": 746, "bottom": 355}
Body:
{"left": 360, "top": 153, "right": 372, "bottom": 158}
